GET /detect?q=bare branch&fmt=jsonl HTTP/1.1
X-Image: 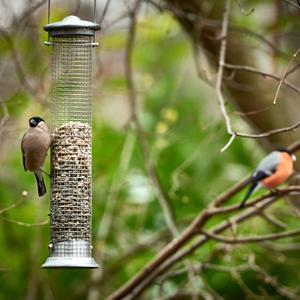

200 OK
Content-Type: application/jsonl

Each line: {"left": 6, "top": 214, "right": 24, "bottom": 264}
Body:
{"left": 192, "top": 40, "right": 209, "bottom": 82}
{"left": 0, "top": 198, "right": 24, "bottom": 215}
{"left": 273, "top": 48, "right": 300, "bottom": 105}
{"left": 209, "top": 187, "right": 300, "bottom": 216}
{"left": 147, "top": 0, "right": 300, "bottom": 152}
{"left": 215, "top": 0, "right": 233, "bottom": 136}
{"left": 250, "top": 263, "right": 299, "bottom": 300}
{"left": 0, "top": 192, "right": 28, "bottom": 215}
{"left": 221, "top": 133, "right": 236, "bottom": 152}
{"left": 99, "top": 0, "right": 112, "bottom": 24}
{"left": 259, "top": 211, "right": 288, "bottom": 229}
{"left": 0, "top": 30, "right": 42, "bottom": 102}
{"left": 233, "top": 106, "right": 270, "bottom": 117}
{"left": 213, "top": 2, "right": 300, "bottom": 148}
{"left": 107, "top": 182, "right": 300, "bottom": 300}
{"left": 113, "top": 189, "right": 297, "bottom": 299}
{"left": 199, "top": 227, "right": 300, "bottom": 244}
{"left": 0, "top": 101, "right": 10, "bottom": 139}
{"left": 234, "top": 0, "right": 255, "bottom": 16}
{"left": 263, "top": 242, "right": 300, "bottom": 252}
{"left": 0, "top": 216, "right": 49, "bottom": 227}
{"left": 287, "top": 139, "right": 300, "bottom": 152}
{"left": 202, "top": 261, "right": 299, "bottom": 300}
{"left": 235, "top": 121, "right": 300, "bottom": 138}
{"left": 224, "top": 63, "right": 300, "bottom": 96}
{"left": 21, "top": 0, "right": 47, "bottom": 25}
{"left": 282, "top": 0, "right": 300, "bottom": 9}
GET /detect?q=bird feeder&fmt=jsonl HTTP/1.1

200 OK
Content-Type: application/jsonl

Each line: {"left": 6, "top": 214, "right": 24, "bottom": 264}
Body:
{"left": 42, "top": 13, "right": 100, "bottom": 268}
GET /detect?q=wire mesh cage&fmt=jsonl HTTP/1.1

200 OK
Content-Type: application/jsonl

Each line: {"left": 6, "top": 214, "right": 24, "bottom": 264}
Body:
{"left": 42, "top": 15, "right": 100, "bottom": 268}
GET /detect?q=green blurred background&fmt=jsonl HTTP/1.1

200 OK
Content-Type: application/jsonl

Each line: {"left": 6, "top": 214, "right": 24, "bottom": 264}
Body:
{"left": 1, "top": 0, "right": 300, "bottom": 299}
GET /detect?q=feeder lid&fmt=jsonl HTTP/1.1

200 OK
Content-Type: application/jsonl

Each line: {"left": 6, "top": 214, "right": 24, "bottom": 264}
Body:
{"left": 44, "top": 15, "right": 100, "bottom": 36}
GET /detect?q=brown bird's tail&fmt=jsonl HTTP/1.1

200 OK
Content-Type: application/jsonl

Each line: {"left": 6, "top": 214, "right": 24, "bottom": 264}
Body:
{"left": 34, "top": 170, "right": 46, "bottom": 197}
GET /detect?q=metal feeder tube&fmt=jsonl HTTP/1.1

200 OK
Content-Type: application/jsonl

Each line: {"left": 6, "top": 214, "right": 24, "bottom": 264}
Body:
{"left": 42, "top": 16, "right": 100, "bottom": 268}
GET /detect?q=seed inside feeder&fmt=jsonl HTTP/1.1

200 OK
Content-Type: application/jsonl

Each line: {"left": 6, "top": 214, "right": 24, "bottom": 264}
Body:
{"left": 50, "top": 121, "right": 92, "bottom": 244}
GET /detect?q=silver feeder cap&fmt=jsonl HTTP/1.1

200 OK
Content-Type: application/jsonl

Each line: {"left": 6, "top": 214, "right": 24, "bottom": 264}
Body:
{"left": 44, "top": 15, "right": 100, "bottom": 36}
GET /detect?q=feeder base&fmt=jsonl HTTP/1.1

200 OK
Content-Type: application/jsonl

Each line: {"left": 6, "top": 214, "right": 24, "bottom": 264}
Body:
{"left": 42, "top": 256, "right": 99, "bottom": 268}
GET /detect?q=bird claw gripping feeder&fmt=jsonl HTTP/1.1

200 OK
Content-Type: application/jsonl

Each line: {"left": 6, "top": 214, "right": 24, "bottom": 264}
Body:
{"left": 42, "top": 2, "right": 100, "bottom": 268}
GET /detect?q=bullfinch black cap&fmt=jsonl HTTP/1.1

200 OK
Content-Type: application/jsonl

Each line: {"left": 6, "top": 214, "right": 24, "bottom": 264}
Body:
{"left": 277, "top": 147, "right": 292, "bottom": 155}
{"left": 29, "top": 116, "right": 44, "bottom": 127}
{"left": 276, "top": 148, "right": 296, "bottom": 161}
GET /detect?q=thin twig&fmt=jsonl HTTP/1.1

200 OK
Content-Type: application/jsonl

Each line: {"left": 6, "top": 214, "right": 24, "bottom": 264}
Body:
{"left": 233, "top": 106, "right": 270, "bottom": 117}
{"left": 259, "top": 211, "right": 288, "bottom": 229}
{"left": 0, "top": 197, "right": 24, "bottom": 215}
{"left": 21, "top": 0, "right": 47, "bottom": 25}
{"left": 0, "top": 30, "right": 40, "bottom": 101}
{"left": 282, "top": 0, "right": 300, "bottom": 9}
{"left": 263, "top": 242, "right": 300, "bottom": 252}
{"left": 200, "top": 228, "right": 300, "bottom": 244}
{"left": 144, "top": 1, "right": 293, "bottom": 61}
{"left": 210, "top": 187, "right": 300, "bottom": 216}
{"left": 0, "top": 102, "right": 10, "bottom": 139}
{"left": 147, "top": 0, "right": 300, "bottom": 151}
{"left": 221, "top": 133, "right": 236, "bottom": 152}
{"left": 215, "top": 0, "right": 233, "bottom": 136}
{"left": 234, "top": 0, "right": 255, "bottom": 16}
{"left": 273, "top": 48, "right": 300, "bottom": 105}
{"left": 224, "top": 63, "right": 300, "bottom": 96}
{"left": 235, "top": 121, "right": 300, "bottom": 138}
{"left": 288, "top": 139, "right": 300, "bottom": 152}
{"left": 202, "top": 261, "right": 299, "bottom": 300}
{"left": 0, "top": 191, "right": 28, "bottom": 215}
{"left": 211, "top": 1, "right": 300, "bottom": 148}
{"left": 99, "top": 0, "right": 112, "bottom": 24}
{"left": 192, "top": 39, "right": 209, "bottom": 82}
{"left": 252, "top": 267, "right": 299, "bottom": 300}
{"left": 0, "top": 216, "right": 49, "bottom": 227}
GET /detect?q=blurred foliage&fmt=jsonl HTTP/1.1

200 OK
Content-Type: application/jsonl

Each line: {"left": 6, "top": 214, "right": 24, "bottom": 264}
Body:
{"left": 1, "top": 1, "right": 300, "bottom": 300}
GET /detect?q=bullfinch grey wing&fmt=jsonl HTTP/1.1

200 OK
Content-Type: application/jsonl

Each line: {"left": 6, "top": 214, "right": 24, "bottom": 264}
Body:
{"left": 255, "top": 151, "right": 280, "bottom": 176}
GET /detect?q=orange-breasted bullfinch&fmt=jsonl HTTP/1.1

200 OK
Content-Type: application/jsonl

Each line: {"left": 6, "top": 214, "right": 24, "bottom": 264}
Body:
{"left": 21, "top": 117, "right": 51, "bottom": 197}
{"left": 240, "top": 149, "right": 296, "bottom": 208}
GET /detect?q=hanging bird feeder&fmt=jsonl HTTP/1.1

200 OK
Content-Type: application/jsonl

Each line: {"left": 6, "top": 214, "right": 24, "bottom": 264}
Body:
{"left": 42, "top": 1, "right": 100, "bottom": 268}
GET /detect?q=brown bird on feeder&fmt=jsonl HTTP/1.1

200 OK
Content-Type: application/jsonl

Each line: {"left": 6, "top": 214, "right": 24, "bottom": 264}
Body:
{"left": 21, "top": 117, "right": 51, "bottom": 196}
